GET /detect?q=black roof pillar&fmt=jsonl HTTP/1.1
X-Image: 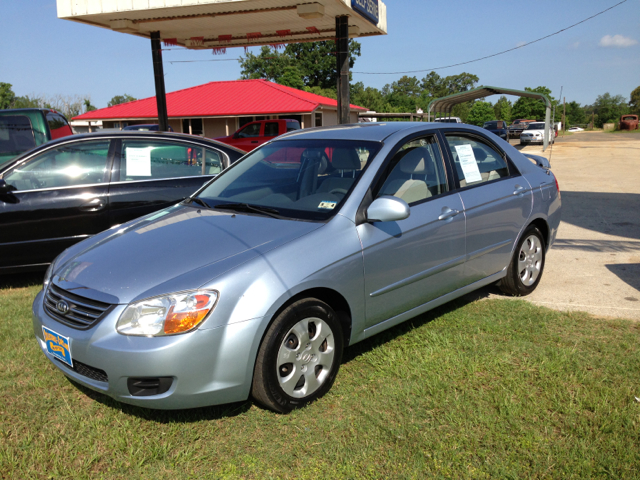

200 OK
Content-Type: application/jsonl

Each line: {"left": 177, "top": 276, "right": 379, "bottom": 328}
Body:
{"left": 151, "top": 31, "right": 169, "bottom": 132}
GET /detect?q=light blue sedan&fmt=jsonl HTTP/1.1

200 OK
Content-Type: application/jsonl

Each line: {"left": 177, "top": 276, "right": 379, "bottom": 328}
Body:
{"left": 33, "top": 122, "right": 561, "bottom": 413}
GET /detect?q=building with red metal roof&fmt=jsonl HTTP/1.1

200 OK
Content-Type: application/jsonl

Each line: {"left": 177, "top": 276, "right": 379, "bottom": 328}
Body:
{"left": 74, "top": 79, "right": 368, "bottom": 136}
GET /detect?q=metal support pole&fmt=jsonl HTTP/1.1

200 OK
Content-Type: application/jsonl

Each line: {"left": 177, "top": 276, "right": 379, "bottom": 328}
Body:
{"left": 335, "top": 16, "right": 350, "bottom": 125}
{"left": 151, "top": 31, "right": 169, "bottom": 132}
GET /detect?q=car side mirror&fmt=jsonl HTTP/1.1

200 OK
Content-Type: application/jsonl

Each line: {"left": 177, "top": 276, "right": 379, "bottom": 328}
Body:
{"left": 367, "top": 196, "right": 410, "bottom": 223}
{"left": 0, "top": 179, "right": 14, "bottom": 195}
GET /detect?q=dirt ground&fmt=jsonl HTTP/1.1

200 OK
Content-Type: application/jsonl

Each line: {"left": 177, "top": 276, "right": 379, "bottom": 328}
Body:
{"left": 495, "top": 131, "right": 640, "bottom": 320}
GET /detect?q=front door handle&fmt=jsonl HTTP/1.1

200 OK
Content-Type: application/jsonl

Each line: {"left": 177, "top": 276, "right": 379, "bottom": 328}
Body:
{"left": 251, "top": 140, "right": 259, "bottom": 143}
{"left": 79, "top": 198, "right": 106, "bottom": 212}
{"left": 438, "top": 207, "right": 459, "bottom": 221}
{"left": 513, "top": 184, "right": 525, "bottom": 196}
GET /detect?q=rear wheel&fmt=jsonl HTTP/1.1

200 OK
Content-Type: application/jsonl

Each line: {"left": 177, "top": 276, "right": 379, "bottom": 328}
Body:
{"left": 251, "top": 298, "right": 344, "bottom": 413}
{"left": 498, "top": 225, "right": 546, "bottom": 296}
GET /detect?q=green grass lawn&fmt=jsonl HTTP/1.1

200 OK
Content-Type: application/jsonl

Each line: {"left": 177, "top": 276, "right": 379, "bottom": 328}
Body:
{"left": 1, "top": 277, "right": 639, "bottom": 479}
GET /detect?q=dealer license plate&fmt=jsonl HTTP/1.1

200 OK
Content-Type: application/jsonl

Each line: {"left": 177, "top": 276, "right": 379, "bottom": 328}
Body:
{"left": 43, "top": 326, "right": 73, "bottom": 367}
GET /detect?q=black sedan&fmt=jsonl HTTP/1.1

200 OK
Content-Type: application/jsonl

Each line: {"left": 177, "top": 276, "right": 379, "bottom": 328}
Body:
{"left": 0, "top": 131, "right": 244, "bottom": 274}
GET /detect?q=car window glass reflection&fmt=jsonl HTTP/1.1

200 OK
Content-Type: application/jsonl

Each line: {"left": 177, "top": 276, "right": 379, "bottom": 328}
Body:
{"left": 3, "top": 140, "right": 110, "bottom": 191}
{"left": 199, "top": 140, "right": 381, "bottom": 220}
{"left": 445, "top": 135, "right": 509, "bottom": 188}
{"left": 118, "top": 140, "right": 223, "bottom": 181}
{"left": 378, "top": 136, "right": 448, "bottom": 205}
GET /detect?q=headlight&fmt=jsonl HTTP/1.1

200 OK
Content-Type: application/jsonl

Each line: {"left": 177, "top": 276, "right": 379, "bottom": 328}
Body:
{"left": 116, "top": 290, "right": 218, "bottom": 336}
{"left": 43, "top": 263, "right": 54, "bottom": 290}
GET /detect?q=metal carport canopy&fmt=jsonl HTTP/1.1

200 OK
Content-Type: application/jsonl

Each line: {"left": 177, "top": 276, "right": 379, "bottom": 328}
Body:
{"left": 56, "top": 0, "right": 388, "bottom": 128}
{"left": 427, "top": 85, "right": 553, "bottom": 151}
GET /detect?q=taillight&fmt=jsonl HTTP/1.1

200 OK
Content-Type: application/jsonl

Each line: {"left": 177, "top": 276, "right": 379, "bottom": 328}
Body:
{"left": 554, "top": 177, "right": 559, "bottom": 192}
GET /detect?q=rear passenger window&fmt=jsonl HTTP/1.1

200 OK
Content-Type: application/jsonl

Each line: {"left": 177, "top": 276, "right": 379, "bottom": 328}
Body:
{"left": 378, "top": 135, "right": 448, "bottom": 205}
{"left": 445, "top": 135, "right": 509, "bottom": 188}
{"left": 117, "top": 140, "right": 223, "bottom": 182}
{"left": 264, "top": 122, "right": 279, "bottom": 137}
{"left": 46, "top": 112, "right": 72, "bottom": 140}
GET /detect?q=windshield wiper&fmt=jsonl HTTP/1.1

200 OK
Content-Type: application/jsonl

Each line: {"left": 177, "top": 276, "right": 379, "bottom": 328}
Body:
{"left": 183, "top": 197, "right": 211, "bottom": 208}
{"left": 214, "top": 202, "right": 283, "bottom": 219}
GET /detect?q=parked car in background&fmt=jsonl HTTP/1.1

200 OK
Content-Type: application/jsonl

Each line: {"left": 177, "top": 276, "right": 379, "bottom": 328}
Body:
{"left": 567, "top": 126, "right": 584, "bottom": 132}
{"left": 123, "top": 124, "right": 174, "bottom": 132}
{"left": 620, "top": 115, "right": 639, "bottom": 130}
{"left": 520, "top": 122, "right": 555, "bottom": 145}
{"left": 216, "top": 119, "right": 301, "bottom": 152}
{"left": 482, "top": 120, "right": 509, "bottom": 140}
{"left": 508, "top": 119, "right": 535, "bottom": 139}
{"left": 32, "top": 122, "right": 561, "bottom": 413}
{"left": 0, "top": 108, "right": 73, "bottom": 165}
{"left": 433, "top": 117, "right": 462, "bottom": 123}
{"left": 0, "top": 131, "right": 244, "bottom": 274}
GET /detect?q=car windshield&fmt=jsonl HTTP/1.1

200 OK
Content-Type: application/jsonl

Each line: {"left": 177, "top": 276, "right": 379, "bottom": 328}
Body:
{"left": 527, "top": 123, "right": 546, "bottom": 130}
{"left": 196, "top": 139, "right": 382, "bottom": 221}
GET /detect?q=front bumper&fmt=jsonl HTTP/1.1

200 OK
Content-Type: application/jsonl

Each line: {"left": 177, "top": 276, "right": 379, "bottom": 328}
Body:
{"left": 32, "top": 290, "right": 262, "bottom": 409}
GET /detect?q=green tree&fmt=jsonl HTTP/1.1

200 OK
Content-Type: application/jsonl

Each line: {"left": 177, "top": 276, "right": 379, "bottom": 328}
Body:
{"left": 629, "top": 86, "right": 640, "bottom": 115}
{"left": 108, "top": 94, "right": 137, "bottom": 107}
{"left": 240, "top": 41, "right": 361, "bottom": 91}
{"left": 564, "top": 101, "right": 586, "bottom": 127}
{"left": 493, "top": 96, "right": 512, "bottom": 122}
{"left": 278, "top": 65, "right": 305, "bottom": 90}
{"left": 467, "top": 101, "right": 494, "bottom": 126}
{"left": 13, "top": 94, "right": 45, "bottom": 109}
{"left": 84, "top": 99, "right": 97, "bottom": 112}
{"left": 511, "top": 86, "right": 556, "bottom": 121}
{"left": 351, "top": 82, "right": 388, "bottom": 111}
{"left": 592, "top": 93, "right": 629, "bottom": 127}
{"left": 0, "top": 82, "right": 16, "bottom": 110}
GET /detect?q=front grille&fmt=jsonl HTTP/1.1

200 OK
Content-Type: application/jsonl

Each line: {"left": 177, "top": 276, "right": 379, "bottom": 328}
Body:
{"left": 44, "top": 284, "right": 114, "bottom": 329}
{"left": 55, "top": 357, "right": 108, "bottom": 383}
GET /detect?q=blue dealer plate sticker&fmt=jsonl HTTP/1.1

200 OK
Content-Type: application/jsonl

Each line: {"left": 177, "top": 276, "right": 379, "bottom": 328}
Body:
{"left": 43, "top": 326, "right": 73, "bottom": 367}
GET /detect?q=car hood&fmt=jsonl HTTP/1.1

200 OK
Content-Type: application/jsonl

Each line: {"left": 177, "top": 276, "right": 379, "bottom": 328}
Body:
{"left": 52, "top": 206, "right": 323, "bottom": 304}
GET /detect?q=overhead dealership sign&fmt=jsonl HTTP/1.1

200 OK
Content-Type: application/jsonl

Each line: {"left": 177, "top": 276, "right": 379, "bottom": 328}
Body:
{"left": 351, "top": 0, "right": 379, "bottom": 25}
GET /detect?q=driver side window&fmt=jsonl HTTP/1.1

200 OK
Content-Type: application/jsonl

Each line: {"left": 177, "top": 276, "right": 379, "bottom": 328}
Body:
{"left": 3, "top": 140, "right": 110, "bottom": 191}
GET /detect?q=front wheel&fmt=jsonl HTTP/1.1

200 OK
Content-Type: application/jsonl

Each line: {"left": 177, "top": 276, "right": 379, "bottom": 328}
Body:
{"left": 498, "top": 226, "right": 546, "bottom": 296}
{"left": 251, "top": 298, "right": 344, "bottom": 413}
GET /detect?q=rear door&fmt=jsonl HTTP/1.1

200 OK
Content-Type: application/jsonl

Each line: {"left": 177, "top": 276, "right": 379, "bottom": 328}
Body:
{"left": 107, "top": 138, "right": 227, "bottom": 226}
{"left": 0, "top": 139, "right": 113, "bottom": 270}
{"left": 442, "top": 132, "right": 532, "bottom": 284}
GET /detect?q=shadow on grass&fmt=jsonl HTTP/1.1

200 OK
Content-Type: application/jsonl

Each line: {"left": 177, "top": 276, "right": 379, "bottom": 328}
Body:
{"left": 0, "top": 271, "right": 44, "bottom": 289}
{"left": 64, "top": 282, "right": 501, "bottom": 421}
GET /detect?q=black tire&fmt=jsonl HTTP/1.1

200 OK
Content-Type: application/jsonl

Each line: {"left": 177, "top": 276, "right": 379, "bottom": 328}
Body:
{"left": 251, "top": 298, "right": 344, "bottom": 413}
{"left": 498, "top": 225, "right": 546, "bottom": 296}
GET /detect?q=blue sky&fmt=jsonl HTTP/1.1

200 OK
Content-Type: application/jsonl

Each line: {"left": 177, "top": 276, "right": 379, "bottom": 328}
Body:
{"left": 1, "top": 0, "right": 638, "bottom": 109}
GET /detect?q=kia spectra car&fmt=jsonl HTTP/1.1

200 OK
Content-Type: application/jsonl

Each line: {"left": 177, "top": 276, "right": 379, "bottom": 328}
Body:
{"left": 33, "top": 122, "right": 561, "bottom": 413}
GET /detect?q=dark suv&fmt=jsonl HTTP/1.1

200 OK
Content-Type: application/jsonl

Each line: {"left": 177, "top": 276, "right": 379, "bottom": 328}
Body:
{"left": 0, "top": 108, "right": 73, "bottom": 165}
{"left": 483, "top": 120, "right": 509, "bottom": 140}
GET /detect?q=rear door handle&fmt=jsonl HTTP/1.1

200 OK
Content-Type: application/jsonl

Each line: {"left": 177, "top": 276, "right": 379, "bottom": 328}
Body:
{"left": 79, "top": 198, "right": 106, "bottom": 212}
{"left": 513, "top": 184, "right": 525, "bottom": 196}
{"left": 438, "top": 207, "right": 459, "bottom": 221}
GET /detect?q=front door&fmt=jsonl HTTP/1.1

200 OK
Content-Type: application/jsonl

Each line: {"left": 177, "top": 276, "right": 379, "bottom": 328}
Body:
{"left": 358, "top": 134, "right": 467, "bottom": 328}
{"left": 0, "top": 139, "right": 112, "bottom": 270}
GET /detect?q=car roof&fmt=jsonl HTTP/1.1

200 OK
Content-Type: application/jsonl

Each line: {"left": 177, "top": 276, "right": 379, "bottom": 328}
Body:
{"left": 273, "top": 121, "right": 483, "bottom": 142}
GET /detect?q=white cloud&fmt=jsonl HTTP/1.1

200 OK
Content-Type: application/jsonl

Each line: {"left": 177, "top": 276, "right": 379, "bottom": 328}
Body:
{"left": 599, "top": 34, "right": 638, "bottom": 48}
{"left": 569, "top": 41, "right": 580, "bottom": 49}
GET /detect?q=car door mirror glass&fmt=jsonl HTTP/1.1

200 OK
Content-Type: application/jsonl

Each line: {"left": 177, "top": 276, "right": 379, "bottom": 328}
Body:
{"left": 367, "top": 196, "right": 410, "bottom": 222}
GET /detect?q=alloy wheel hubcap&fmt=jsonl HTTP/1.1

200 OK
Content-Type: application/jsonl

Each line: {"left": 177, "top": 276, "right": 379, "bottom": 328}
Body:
{"left": 518, "top": 235, "right": 543, "bottom": 286}
{"left": 276, "top": 317, "right": 335, "bottom": 398}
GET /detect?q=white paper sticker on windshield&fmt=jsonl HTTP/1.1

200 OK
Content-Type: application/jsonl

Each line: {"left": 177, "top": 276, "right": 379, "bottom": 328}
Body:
{"left": 126, "top": 147, "right": 152, "bottom": 176}
{"left": 454, "top": 144, "right": 482, "bottom": 183}
{"left": 318, "top": 200, "right": 337, "bottom": 210}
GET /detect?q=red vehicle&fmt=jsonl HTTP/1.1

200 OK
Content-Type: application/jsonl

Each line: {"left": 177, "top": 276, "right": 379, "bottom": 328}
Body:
{"left": 216, "top": 119, "right": 301, "bottom": 152}
{"left": 620, "top": 115, "right": 639, "bottom": 130}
